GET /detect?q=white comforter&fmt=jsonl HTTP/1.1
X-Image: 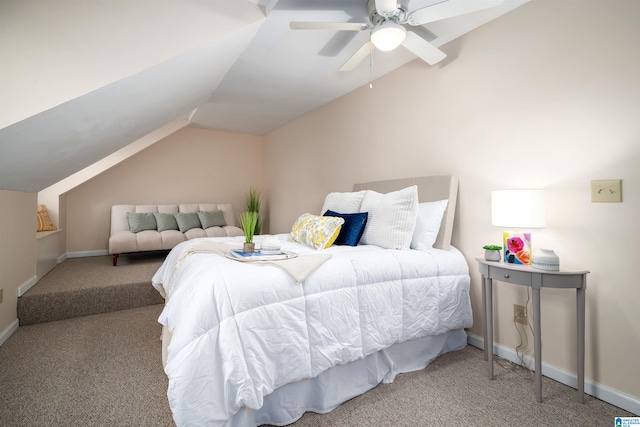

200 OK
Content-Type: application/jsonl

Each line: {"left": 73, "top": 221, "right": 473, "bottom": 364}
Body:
{"left": 152, "top": 234, "right": 472, "bottom": 427}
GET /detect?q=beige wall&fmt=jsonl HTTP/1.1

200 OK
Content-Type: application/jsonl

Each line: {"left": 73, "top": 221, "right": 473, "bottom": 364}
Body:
{"left": 64, "top": 127, "right": 263, "bottom": 253}
{"left": 264, "top": 0, "right": 639, "bottom": 401}
{"left": 0, "top": 190, "right": 36, "bottom": 336}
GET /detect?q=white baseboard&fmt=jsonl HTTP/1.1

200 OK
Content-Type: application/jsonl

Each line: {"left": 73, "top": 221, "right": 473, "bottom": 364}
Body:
{"left": 57, "top": 253, "right": 67, "bottom": 264}
{"left": 66, "top": 250, "right": 109, "bottom": 258}
{"left": 0, "top": 319, "right": 19, "bottom": 347}
{"left": 467, "top": 333, "right": 640, "bottom": 415}
{"left": 17, "top": 275, "right": 38, "bottom": 297}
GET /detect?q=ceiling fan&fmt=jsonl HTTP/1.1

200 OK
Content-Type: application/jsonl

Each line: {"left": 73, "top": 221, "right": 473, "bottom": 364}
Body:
{"left": 290, "top": 0, "right": 504, "bottom": 71}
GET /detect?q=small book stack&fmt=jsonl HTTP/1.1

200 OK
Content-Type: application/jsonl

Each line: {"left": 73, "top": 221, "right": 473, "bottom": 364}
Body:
{"left": 227, "top": 250, "right": 295, "bottom": 262}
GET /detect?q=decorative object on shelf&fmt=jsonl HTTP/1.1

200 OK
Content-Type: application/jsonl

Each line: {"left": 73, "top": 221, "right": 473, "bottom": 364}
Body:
{"left": 491, "top": 189, "right": 546, "bottom": 265}
{"left": 240, "top": 211, "right": 258, "bottom": 253}
{"left": 245, "top": 187, "right": 262, "bottom": 235}
{"left": 37, "top": 204, "right": 58, "bottom": 232}
{"left": 482, "top": 245, "right": 502, "bottom": 262}
{"left": 532, "top": 248, "right": 560, "bottom": 271}
{"left": 260, "top": 236, "right": 282, "bottom": 255}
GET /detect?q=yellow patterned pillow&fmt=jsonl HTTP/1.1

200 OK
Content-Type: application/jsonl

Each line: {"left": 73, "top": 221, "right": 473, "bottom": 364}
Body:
{"left": 36, "top": 204, "right": 57, "bottom": 232}
{"left": 289, "top": 213, "right": 344, "bottom": 250}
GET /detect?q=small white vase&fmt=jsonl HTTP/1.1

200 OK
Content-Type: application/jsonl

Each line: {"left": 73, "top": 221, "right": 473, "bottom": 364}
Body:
{"left": 484, "top": 249, "right": 501, "bottom": 262}
{"left": 532, "top": 249, "right": 559, "bottom": 271}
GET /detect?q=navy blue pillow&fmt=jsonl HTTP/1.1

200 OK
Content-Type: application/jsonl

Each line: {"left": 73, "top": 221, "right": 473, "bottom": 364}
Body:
{"left": 323, "top": 210, "right": 368, "bottom": 246}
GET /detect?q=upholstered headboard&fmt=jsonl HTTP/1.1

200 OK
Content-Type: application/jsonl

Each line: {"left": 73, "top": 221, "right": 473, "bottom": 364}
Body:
{"left": 353, "top": 175, "right": 459, "bottom": 250}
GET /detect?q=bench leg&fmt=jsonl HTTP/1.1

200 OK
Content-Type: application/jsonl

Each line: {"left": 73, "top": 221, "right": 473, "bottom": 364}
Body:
{"left": 113, "top": 254, "right": 118, "bottom": 266}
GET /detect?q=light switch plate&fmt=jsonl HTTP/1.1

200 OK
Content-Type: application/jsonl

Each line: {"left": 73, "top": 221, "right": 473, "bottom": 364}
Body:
{"left": 590, "top": 180, "right": 622, "bottom": 203}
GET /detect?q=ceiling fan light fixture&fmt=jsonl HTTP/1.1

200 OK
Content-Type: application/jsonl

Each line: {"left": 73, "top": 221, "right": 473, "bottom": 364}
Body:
{"left": 371, "top": 20, "right": 406, "bottom": 51}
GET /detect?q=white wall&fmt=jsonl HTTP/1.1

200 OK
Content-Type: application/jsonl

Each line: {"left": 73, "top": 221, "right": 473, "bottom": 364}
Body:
{"left": 264, "top": 0, "right": 639, "bottom": 405}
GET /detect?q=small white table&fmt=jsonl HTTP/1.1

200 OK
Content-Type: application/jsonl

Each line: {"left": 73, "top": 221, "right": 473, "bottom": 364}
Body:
{"left": 476, "top": 258, "right": 589, "bottom": 403}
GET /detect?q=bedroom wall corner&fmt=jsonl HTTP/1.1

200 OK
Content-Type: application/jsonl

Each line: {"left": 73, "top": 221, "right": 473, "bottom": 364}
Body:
{"left": 0, "top": 190, "right": 37, "bottom": 343}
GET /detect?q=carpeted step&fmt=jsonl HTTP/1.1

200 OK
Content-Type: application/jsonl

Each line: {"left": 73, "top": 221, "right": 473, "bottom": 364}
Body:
{"left": 18, "top": 254, "right": 166, "bottom": 326}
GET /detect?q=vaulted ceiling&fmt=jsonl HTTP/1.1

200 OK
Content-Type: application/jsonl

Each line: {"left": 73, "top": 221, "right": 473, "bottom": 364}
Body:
{"left": 0, "top": 0, "right": 528, "bottom": 193}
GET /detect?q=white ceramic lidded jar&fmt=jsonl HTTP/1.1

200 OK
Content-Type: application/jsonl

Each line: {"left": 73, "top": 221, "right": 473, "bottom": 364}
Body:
{"left": 532, "top": 249, "right": 559, "bottom": 271}
{"left": 260, "top": 236, "right": 282, "bottom": 255}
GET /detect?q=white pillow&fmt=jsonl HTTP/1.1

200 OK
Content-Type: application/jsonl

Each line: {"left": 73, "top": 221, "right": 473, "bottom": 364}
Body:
{"left": 359, "top": 185, "right": 419, "bottom": 250}
{"left": 321, "top": 190, "right": 367, "bottom": 215}
{"left": 410, "top": 199, "right": 449, "bottom": 250}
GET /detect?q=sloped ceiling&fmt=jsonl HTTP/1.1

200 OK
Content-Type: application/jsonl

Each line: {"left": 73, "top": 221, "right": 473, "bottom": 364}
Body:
{"left": 0, "top": 0, "right": 265, "bottom": 193}
{"left": 0, "top": 0, "right": 527, "bottom": 193}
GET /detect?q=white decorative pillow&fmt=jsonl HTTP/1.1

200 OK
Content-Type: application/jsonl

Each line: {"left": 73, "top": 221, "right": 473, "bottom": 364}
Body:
{"left": 359, "top": 185, "right": 419, "bottom": 250}
{"left": 289, "top": 213, "right": 345, "bottom": 250}
{"left": 320, "top": 190, "right": 367, "bottom": 215}
{"left": 410, "top": 199, "right": 448, "bottom": 250}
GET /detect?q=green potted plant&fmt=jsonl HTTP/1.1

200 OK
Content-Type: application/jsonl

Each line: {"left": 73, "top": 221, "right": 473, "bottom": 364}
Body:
{"left": 245, "top": 187, "right": 262, "bottom": 235}
{"left": 240, "top": 211, "right": 258, "bottom": 253}
{"left": 483, "top": 244, "right": 502, "bottom": 262}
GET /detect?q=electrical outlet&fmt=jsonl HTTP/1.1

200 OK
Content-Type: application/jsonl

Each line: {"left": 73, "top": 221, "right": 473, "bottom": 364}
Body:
{"left": 513, "top": 304, "right": 527, "bottom": 325}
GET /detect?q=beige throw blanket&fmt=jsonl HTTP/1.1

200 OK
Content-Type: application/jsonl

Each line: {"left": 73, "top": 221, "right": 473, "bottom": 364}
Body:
{"left": 175, "top": 240, "right": 331, "bottom": 283}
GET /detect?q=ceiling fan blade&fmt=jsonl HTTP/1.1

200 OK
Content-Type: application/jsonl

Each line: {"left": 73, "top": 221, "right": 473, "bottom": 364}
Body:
{"left": 340, "top": 41, "right": 374, "bottom": 71}
{"left": 290, "top": 22, "right": 368, "bottom": 31}
{"left": 402, "top": 31, "right": 447, "bottom": 65}
{"left": 375, "top": 0, "right": 397, "bottom": 15}
{"left": 407, "top": 0, "right": 504, "bottom": 26}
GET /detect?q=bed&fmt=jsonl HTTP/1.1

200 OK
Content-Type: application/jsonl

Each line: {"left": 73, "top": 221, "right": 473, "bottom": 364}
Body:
{"left": 152, "top": 176, "right": 472, "bottom": 427}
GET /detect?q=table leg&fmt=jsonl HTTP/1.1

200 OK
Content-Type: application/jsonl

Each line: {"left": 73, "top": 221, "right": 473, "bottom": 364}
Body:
{"left": 577, "top": 286, "right": 586, "bottom": 404}
{"left": 482, "top": 278, "right": 487, "bottom": 361}
{"left": 533, "top": 287, "right": 542, "bottom": 403}
{"left": 485, "top": 276, "right": 494, "bottom": 380}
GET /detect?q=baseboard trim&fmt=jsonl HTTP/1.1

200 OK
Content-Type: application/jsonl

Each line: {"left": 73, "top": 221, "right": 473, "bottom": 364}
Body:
{"left": 66, "top": 250, "right": 109, "bottom": 258}
{"left": 18, "top": 275, "right": 38, "bottom": 297}
{"left": 0, "top": 319, "right": 19, "bottom": 347}
{"left": 57, "top": 253, "right": 67, "bottom": 264}
{"left": 467, "top": 333, "right": 640, "bottom": 415}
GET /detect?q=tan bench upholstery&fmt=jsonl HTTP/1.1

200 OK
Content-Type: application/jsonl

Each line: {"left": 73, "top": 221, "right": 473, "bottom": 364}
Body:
{"left": 109, "top": 203, "right": 243, "bottom": 265}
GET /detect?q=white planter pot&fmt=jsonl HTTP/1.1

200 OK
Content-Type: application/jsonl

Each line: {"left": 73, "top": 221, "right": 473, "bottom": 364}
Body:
{"left": 484, "top": 249, "right": 501, "bottom": 262}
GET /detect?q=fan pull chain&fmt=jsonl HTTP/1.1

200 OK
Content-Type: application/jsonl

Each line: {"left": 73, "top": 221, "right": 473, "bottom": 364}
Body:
{"left": 369, "top": 51, "right": 373, "bottom": 89}
{"left": 369, "top": 33, "right": 374, "bottom": 89}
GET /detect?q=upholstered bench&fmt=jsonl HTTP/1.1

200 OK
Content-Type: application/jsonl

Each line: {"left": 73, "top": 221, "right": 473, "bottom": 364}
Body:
{"left": 109, "top": 203, "right": 243, "bottom": 265}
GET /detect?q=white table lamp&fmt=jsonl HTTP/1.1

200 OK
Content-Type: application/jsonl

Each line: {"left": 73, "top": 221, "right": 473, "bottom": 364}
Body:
{"left": 491, "top": 189, "right": 545, "bottom": 264}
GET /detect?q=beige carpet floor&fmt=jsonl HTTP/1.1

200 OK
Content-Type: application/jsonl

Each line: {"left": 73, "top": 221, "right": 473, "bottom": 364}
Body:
{"left": 0, "top": 303, "right": 633, "bottom": 426}
{"left": 18, "top": 254, "right": 166, "bottom": 325}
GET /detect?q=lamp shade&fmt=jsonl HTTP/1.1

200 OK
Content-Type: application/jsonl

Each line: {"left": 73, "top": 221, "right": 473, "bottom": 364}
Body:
{"left": 491, "top": 189, "right": 546, "bottom": 228}
{"left": 371, "top": 21, "right": 406, "bottom": 51}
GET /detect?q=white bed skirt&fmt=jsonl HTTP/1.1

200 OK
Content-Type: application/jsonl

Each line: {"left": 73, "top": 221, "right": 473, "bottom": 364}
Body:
{"left": 162, "top": 327, "right": 467, "bottom": 427}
